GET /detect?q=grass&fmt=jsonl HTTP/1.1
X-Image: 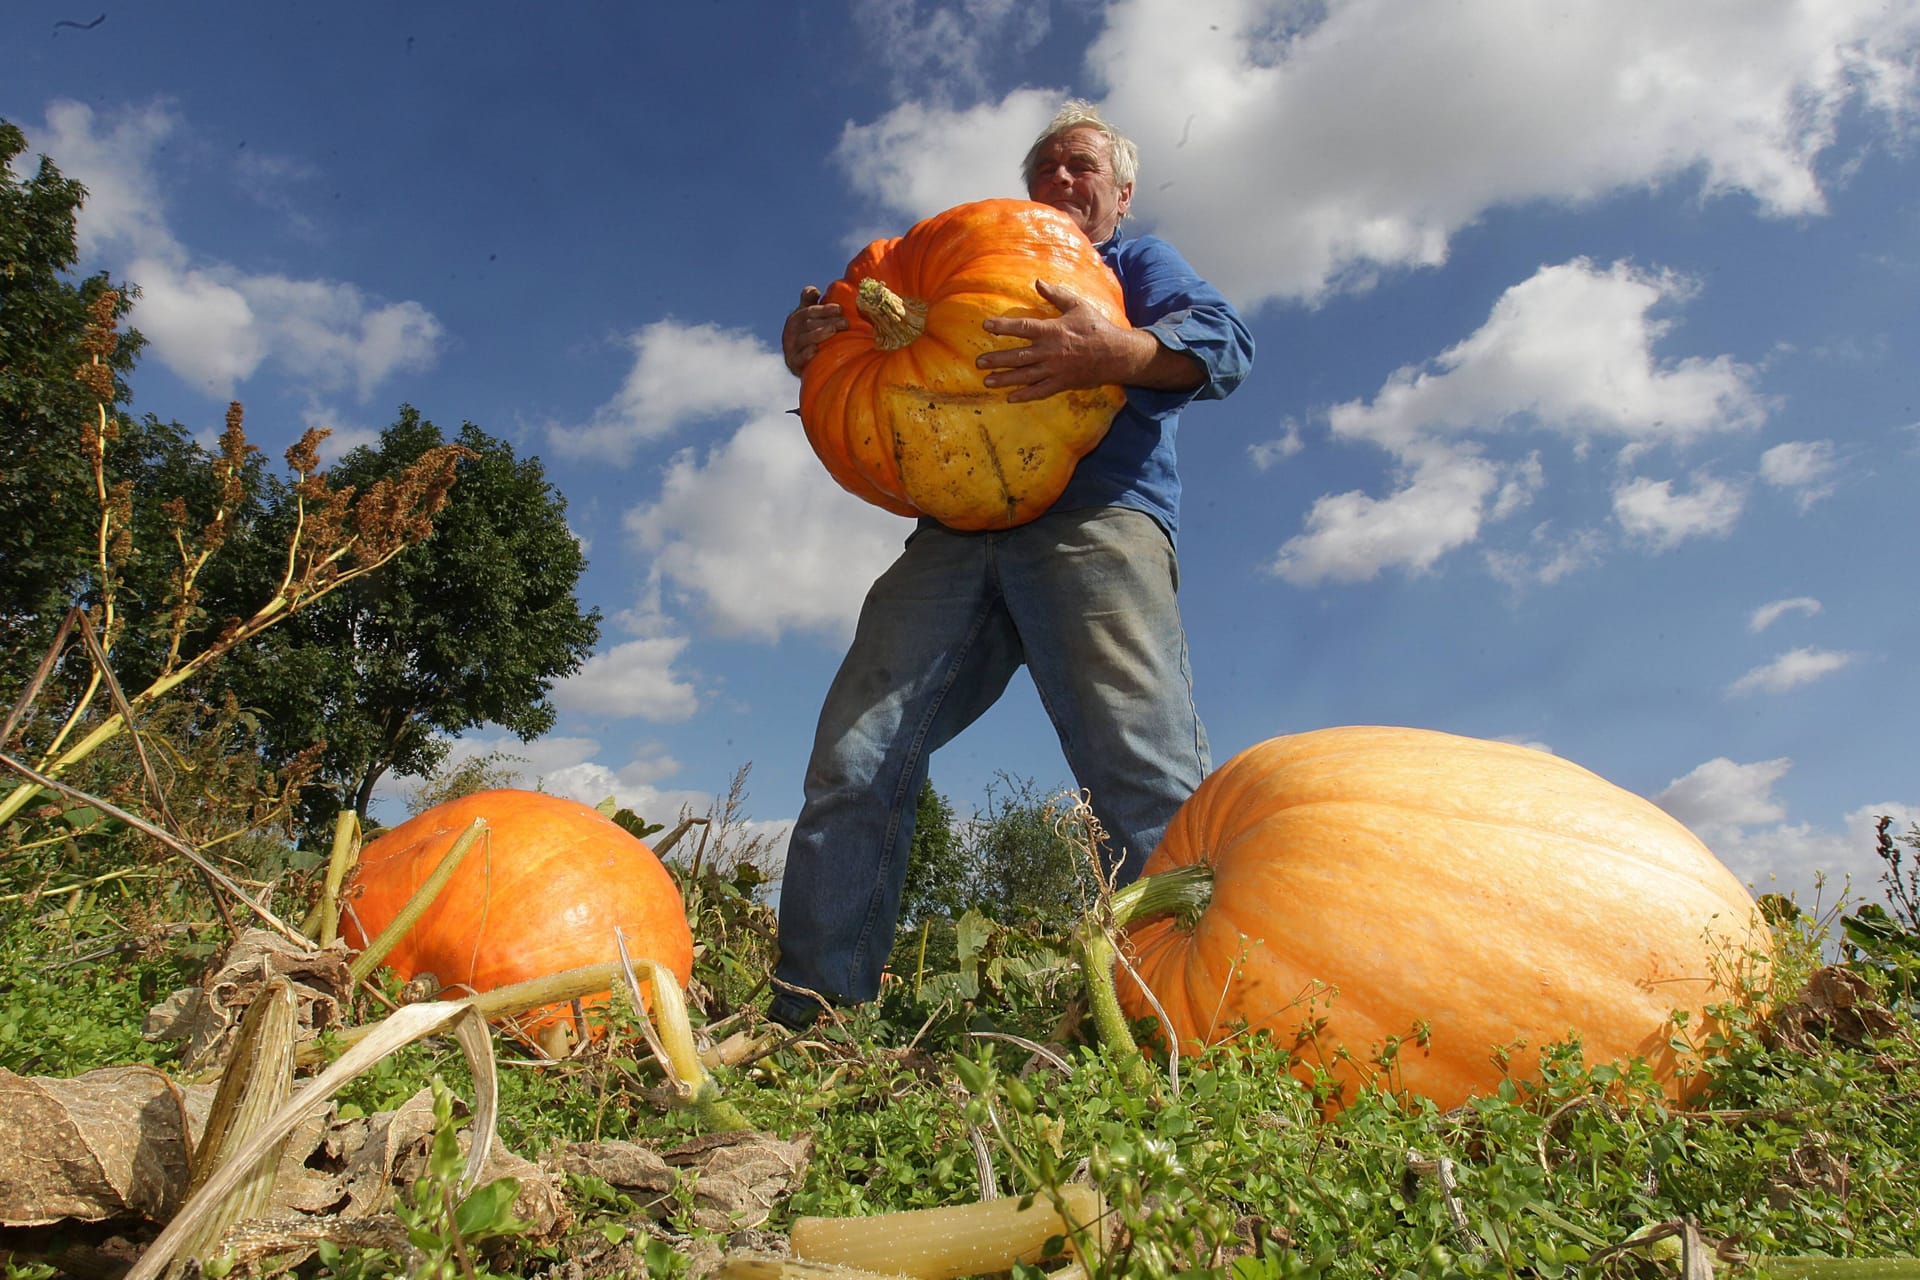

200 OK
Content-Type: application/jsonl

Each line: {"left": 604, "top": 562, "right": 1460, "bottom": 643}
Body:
{"left": 1, "top": 822, "right": 1917, "bottom": 1279}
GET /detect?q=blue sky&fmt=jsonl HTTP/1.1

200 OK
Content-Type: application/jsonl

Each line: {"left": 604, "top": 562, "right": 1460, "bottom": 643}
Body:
{"left": 7, "top": 0, "right": 1917, "bottom": 911}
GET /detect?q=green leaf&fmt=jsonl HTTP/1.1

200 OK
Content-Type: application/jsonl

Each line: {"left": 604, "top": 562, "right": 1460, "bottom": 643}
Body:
{"left": 453, "top": 1176, "right": 530, "bottom": 1241}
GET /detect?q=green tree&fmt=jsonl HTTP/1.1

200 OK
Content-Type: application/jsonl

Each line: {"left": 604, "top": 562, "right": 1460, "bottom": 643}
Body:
{"left": 209, "top": 408, "right": 601, "bottom": 832}
{"left": 0, "top": 119, "right": 152, "bottom": 673}
{"left": 898, "top": 781, "right": 967, "bottom": 925}
{"left": 960, "top": 773, "right": 1094, "bottom": 928}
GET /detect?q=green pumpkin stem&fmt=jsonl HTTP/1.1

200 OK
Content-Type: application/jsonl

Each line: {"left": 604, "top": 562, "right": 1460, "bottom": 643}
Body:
{"left": 856, "top": 276, "right": 929, "bottom": 351}
{"left": 1077, "top": 862, "right": 1215, "bottom": 1082}
{"left": 348, "top": 818, "right": 486, "bottom": 984}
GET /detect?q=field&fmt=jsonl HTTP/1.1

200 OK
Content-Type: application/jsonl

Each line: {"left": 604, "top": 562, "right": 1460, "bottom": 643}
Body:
{"left": 1, "top": 787, "right": 1917, "bottom": 1280}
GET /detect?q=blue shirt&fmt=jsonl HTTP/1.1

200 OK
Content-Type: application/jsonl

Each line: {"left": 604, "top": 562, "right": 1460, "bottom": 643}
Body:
{"left": 1048, "top": 226, "right": 1255, "bottom": 541}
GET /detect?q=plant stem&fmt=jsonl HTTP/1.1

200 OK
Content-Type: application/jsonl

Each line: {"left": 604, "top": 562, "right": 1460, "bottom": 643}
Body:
{"left": 855, "top": 276, "right": 929, "bottom": 350}
{"left": 348, "top": 818, "right": 486, "bottom": 983}
{"left": 1075, "top": 862, "right": 1215, "bottom": 1077}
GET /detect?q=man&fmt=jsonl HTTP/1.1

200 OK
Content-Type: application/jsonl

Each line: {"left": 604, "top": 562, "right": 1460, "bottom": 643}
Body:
{"left": 771, "top": 100, "right": 1254, "bottom": 1030}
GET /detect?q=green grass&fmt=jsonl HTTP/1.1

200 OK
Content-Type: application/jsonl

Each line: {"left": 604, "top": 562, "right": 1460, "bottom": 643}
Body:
{"left": 2, "top": 871, "right": 1917, "bottom": 1279}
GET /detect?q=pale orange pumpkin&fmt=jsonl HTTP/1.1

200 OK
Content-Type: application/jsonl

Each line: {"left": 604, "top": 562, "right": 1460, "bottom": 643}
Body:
{"left": 341, "top": 789, "right": 691, "bottom": 1041}
{"left": 1114, "top": 726, "right": 1771, "bottom": 1110}
{"left": 798, "top": 198, "right": 1128, "bottom": 530}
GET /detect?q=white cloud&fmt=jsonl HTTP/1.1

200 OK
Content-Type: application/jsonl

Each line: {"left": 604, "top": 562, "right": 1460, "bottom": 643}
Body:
{"left": 1248, "top": 420, "right": 1304, "bottom": 469}
{"left": 1328, "top": 261, "right": 1767, "bottom": 453}
{"left": 625, "top": 409, "right": 908, "bottom": 642}
{"left": 552, "top": 636, "right": 700, "bottom": 722}
{"left": 1269, "top": 443, "right": 1529, "bottom": 584}
{"left": 1759, "top": 439, "right": 1841, "bottom": 509}
{"left": 1612, "top": 472, "right": 1747, "bottom": 550}
{"left": 835, "top": 2, "right": 1920, "bottom": 306}
{"left": 1657, "top": 756, "right": 1793, "bottom": 831}
{"left": 1655, "top": 757, "right": 1917, "bottom": 908}
{"left": 1277, "top": 258, "right": 1763, "bottom": 582}
{"left": 431, "top": 732, "right": 711, "bottom": 827}
{"left": 851, "top": 0, "right": 1050, "bottom": 104}
{"left": 834, "top": 91, "right": 1063, "bottom": 240}
{"left": 1728, "top": 646, "right": 1857, "bottom": 697}
{"left": 29, "top": 99, "right": 443, "bottom": 402}
{"left": 547, "top": 321, "right": 798, "bottom": 464}
{"left": 1749, "top": 596, "right": 1822, "bottom": 633}
{"left": 1485, "top": 524, "right": 1610, "bottom": 589}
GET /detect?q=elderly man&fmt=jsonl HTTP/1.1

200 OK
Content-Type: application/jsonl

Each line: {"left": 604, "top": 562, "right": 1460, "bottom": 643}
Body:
{"left": 771, "top": 101, "right": 1254, "bottom": 1030}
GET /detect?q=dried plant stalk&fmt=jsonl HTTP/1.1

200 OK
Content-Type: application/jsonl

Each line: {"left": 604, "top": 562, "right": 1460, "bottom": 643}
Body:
{"left": 789, "top": 1184, "right": 1104, "bottom": 1280}
{"left": 347, "top": 818, "right": 485, "bottom": 983}
{"left": 124, "top": 999, "right": 498, "bottom": 1280}
{"left": 166, "top": 978, "right": 298, "bottom": 1276}
{"left": 294, "top": 961, "right": 626, "bottom": 1067}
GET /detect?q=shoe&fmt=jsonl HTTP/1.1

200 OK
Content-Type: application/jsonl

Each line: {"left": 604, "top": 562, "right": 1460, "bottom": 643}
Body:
{"left": 766, "top": 990, "right": 823, "bottom": 1032}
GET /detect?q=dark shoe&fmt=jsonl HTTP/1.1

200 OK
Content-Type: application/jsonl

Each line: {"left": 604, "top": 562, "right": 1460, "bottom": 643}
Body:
{"left": 766, "top": 990, "right": 823, "bottom": 1032}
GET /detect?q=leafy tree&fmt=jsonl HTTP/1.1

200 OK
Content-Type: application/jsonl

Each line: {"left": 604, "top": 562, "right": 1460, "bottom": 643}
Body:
{"left": 898, "top": 781, "right": 967, "bottom": 925}
{"left": 961, "top": 773, "right": 1095, "bottom": 928}
{"left": 894, "top": 776, "right": 1094, "bottom": 929}
{"left": 209, "top": 408, "right": 601, "bottom": 833}
{"left": 0, "top": 119, "right": 155, "bottom": 674}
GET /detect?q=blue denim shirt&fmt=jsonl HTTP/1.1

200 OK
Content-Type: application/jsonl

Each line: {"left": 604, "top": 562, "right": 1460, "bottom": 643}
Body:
{"left": 1048, "top": 226, "right": 1255, "bottom": 541}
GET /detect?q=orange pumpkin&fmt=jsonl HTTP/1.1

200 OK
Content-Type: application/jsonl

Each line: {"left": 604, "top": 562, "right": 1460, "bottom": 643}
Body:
{"left": 1116, "top": 726, "right": 1770, "bottom": 1110}
{"left": 341, "top": 789, "right": 692, "bottom": 1041}
{"left": 798, "top": 198, "right": 1129, "bottom": 530}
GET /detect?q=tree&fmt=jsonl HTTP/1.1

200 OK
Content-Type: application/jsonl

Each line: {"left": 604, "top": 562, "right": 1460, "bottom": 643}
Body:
{"left": 0, "top": 119, "right": 152, "bottom": 674}
{"left": 961, "top": 773, "right": 1095, "bottom": 928}
{"left": 209, "top": 408, "right": 601, "bottom": 832}
{"left": 898, "top": 781, "right": 968, "bottom": 925}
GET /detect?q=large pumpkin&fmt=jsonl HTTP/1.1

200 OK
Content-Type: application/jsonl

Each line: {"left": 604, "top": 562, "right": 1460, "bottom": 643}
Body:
{"left": 1115, "top": 726, "right": 1770, "bottom": 1110}
{"left": 341, "top": 790, "right": 692, "bottom": 1042}
{"left": 798, "top": 198, "right": 1129, "bottom": 530}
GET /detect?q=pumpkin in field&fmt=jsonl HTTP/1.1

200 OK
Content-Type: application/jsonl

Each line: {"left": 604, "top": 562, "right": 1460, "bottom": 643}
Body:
{"left": 1112, "top": 726, "right": 1771, "bottom": 1111}
{"left": 342, "top": 789, "right": 691, "bottom": 1043}
{"left": 798, "top": 198, "right": 1129, "bottom": 531}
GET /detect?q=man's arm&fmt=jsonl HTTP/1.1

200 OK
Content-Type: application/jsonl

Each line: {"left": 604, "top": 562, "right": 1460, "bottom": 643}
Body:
{"left": 977, "top": 279, "right": 1204, "bottom": 403}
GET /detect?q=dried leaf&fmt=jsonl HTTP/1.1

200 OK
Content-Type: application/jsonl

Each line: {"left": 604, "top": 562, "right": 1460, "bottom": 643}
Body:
{"left": 0, "top": 1066, "right": 209, "bottom": 1226}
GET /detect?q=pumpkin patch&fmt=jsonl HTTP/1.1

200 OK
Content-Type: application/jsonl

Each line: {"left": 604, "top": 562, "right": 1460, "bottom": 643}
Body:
{"left": 1113, "top": 725, "right": 1772, "bottom": 1110}
{"left": 798, "top": 198, "right": 1129, "bottom": 530}
{"left": 340, "top": 789, "right": 692, "bottom": 1043}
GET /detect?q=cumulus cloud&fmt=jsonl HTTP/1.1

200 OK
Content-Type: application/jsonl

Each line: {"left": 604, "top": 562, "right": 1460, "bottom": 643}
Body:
{"left": 851, "top": 0, "right": 1050, "bottom": 104}
{"left": 31, "top": 99, "right": 444, "bottom": 402}
{"left": 1271, "top": 443, "right": 1538, "bottom": 584}
{"left": 1612, "top": 472, "right": 1747, "bottom": 551}
{"left": 547, "top": 321, "right": 798, "bottom": 464}
{"left": 1248, "top": 420, "right": 1305, "bottom": 470}
{"left": 1274, "top": 255, "right": 1765, "bottom": 582}
{"left": 836, "top": 1, "right": 1920, "bottom": 305}
{"left": 626, "top": 411, "right": 906, "bottom": 641}
{"left": 552, "top": 636, "right": 700, "bottom": 722}
{"left": 1759, "top": 439, "right": 1841, "bottom": 509}
{"left": 1728, "top": 647, "right": 1857, "bottom": 697}
{"left": 1749, "top": 596, "right": 1822, "bottom": 633}
{"left": 1327, "top": 261, "right": 1767, "bottom": 454}
{"left": 1485, "top": 525, "right": 1610, "bottom": 589}
{"left": 1655, "top": 757, "right": 1915, "bottom": 907}
{"left": 601, "top": 321, "right": 907, "bottom": 642}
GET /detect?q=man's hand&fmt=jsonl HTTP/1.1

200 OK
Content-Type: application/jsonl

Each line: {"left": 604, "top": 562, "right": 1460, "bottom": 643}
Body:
{"left": 978, "top": 279, "right": 1202, "bottom": 402}
{"left": 783, "top": 285, "right": 847, "bottom": 376}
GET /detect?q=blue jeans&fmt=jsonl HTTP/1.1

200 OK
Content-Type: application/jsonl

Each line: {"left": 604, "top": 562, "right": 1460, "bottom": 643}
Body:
{"left": 769, "top": 506, "right": 1210, "bottom": 1025}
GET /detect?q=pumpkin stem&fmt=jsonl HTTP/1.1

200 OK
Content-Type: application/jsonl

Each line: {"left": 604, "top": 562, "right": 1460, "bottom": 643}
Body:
{"left": 855, "top": 276, "right": 929, "bottom": 351}
{"left": 1075, "top": 862, "right": 1215, "bottom": 1083}
{"left": 348, "top": 818, "right": 486, "bottom": 984}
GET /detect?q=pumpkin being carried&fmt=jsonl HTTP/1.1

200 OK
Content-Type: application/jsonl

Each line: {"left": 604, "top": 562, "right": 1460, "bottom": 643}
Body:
{"left": 341, "top": 789, "right": 692, "bottom": 1049}
{"left": 798, "top": 198, "right": 1129, "bottom": 531}
{"left": 1102, "top": 726, "right": 1772, "bottom": 1111}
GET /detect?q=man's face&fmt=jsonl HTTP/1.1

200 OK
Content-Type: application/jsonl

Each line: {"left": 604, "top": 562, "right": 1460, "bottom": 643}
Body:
{"left": 1027, "top": 126, "right": 1133, "bottom": 244}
